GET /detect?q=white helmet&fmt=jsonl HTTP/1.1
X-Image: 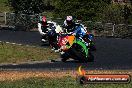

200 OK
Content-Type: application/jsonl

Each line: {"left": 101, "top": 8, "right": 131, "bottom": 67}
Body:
{"left": 66, "top": 16, "right": 73, "bottom": 21}
{"left": 66, "top": 16, "right": 74, "bottom": 26}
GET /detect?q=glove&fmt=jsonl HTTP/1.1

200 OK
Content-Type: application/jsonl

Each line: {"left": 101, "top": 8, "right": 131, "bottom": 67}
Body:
{"left": 41, "top": 32, "right": 47, "bottom": 35}
{"left": 72, "top": 33, "right": 76, "bottom": 36}
{"left": 47, "top": 28, "right": 52, "bottom": 31}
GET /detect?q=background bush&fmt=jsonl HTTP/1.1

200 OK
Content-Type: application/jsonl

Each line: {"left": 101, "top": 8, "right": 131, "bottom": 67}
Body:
{"left": 1, "top": 0, "right": 132, "bottom": 24}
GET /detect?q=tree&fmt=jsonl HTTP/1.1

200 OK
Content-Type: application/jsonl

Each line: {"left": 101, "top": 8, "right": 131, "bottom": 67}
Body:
{"left": 53, "top": 0, "right": 109, "bottom": 21}
{"left": 8, "top": 0, "right": 54, "bottom": 14}
{"left": 101, "top": 4, "right": 124, "bottom": 24}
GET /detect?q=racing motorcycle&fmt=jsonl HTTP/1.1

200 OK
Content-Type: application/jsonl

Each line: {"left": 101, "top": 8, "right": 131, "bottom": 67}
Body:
{"left": 41, "top": 22, "right": 61, "bottom": 51}
{"left": 83, "top": 33, "right": 96, "bottom": 51}
{"left": 40, "top": 21, "right": 57, "bottom": 43}
{"left": 40, "top": 21, "right": 59, "bottom": 49}
{"left": 58, "top": 33, "right": 94, "bottom": 62}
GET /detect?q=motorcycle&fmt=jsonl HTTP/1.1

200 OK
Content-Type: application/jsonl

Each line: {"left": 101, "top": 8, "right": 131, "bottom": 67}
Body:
{"left": 83, "top": 33, "right": 96, "bottom": 51}
{"left": 47, "top": 27, "right": 59, "bottom": 51}
{"left": 38, "top": 21, "right": 58, "bottom": 43}
{"left": 40, "top": 22, "right": 60, "bottom": 50}
{"left": 58, "top": 33, "right": 94, "bottom": 62}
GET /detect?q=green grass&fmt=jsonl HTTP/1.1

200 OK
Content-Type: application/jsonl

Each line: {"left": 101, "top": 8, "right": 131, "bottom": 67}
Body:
{"left": 0, "top": 77, "right": 131, "bottom": 88}
{"left": 0, "top": 42, "right": 59, "bottom": 64}
{"left": 0, "top": 0, "right": 10, "bottom": 12}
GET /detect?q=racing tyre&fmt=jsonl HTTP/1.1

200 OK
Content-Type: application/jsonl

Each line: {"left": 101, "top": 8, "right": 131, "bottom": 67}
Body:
{"left": 87, "top": 52, "right": 94, "bottom": 62}
{"left": 71, "top": 44, "right": 87, "bottom": 62}
{"left": 61, "top": 53, "right": 69, "bottom": 62}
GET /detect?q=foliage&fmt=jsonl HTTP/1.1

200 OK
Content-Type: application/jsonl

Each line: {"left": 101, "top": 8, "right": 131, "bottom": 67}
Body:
{"left": 123, "top": 4, "right": 132, "bottom": 24}
{"left": 53, "top": 0, "right": 110, "bottom": 21}
{"left": 52, "top": 0, "right": 132, "bottom": 24}
{"left": 101, "top": 4, "right": 124, "bottom": 24}
{"left": 7, "top": 0, "right": 54, "bottom": 14}
{"left": 101, "top": 4, "right": 132, "bottom": 24}
{"left": 0, "top": 0, "right": 10, "bottom": 12}
{"left": 2, "top": 0, "right": 132, "bottom": 24}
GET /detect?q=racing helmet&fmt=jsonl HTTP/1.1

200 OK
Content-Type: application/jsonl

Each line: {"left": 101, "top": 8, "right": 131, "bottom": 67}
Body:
{"left": 66, "top": 16, "right": 74, "bottom": 26}
{"left": 42, "top": 16, "right": 47, "bottom": 22}
{"left": 41, "top": 16, "right": 47, "bottom": 26}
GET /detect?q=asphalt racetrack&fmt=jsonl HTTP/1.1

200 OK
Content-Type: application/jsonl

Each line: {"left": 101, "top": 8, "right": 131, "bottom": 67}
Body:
{"left": 0, "top": 30, "right": 132, "bottom": 70}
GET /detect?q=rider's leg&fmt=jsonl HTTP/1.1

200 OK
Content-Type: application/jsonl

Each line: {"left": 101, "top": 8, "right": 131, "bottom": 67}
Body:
{"left": 41, "top": 34, "right": 48, "bottom": 42}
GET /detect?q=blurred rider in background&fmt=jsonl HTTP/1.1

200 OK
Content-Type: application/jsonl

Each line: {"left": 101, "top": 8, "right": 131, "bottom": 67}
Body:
{"left": 38, "top": 16, "right": 61, "bottom": 52}
{"left": 38, "top": 16, "right": 49, "bottom": 42}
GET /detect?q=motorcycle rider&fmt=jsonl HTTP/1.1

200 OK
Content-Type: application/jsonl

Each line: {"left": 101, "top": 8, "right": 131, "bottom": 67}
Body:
{"left": 47, "top": 21, "right": 60, "bottom": 52}
{"left": 38, "top": 16, "right": 60, "bottom": 52}
{"left": 63, "top": 16, "right": 89, "bottom": 46}
{"left": 38, "top": 16, "right": 49, "bottom": 42}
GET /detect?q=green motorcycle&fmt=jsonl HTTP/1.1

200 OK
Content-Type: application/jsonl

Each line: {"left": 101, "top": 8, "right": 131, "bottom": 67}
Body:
{"left": 58, "top": 34, "right": 94, "bottom": 62}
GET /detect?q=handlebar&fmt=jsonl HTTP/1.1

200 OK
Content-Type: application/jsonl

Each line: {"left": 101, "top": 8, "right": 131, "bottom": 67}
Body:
{"left": 59, "top": 32, "right": 74, "bottom": 36}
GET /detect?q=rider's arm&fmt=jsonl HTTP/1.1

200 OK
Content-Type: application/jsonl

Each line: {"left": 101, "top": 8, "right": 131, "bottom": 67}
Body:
{"left": 62, "top": 20, "right": 67, "bottom": 29}
{"left": 38, "top": 23, "right": 46, "bottom": 35}
{"left": 55, "top": 25, "right": 64, "bottom": 33}
{"left": 73, "top": 24, "right": 86, "bottom": 37}
{"left": 72, "top": 25, "right": 80, "bottom": 35}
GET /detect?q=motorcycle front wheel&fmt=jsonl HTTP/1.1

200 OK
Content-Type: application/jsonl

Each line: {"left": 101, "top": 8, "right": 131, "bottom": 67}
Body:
{"left": 70, "top": 44, "right": 88, "bottom": 62}
{"left": 61, "top": 52, "right": 70, "bottom": 62}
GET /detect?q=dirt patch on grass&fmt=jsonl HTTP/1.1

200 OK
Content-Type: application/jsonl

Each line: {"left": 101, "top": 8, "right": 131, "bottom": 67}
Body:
{"left": 0, "top": 70, "right": 132, "bottom": 81}
{"left": 0, "top": 70, "right": 76, "bottom": 81}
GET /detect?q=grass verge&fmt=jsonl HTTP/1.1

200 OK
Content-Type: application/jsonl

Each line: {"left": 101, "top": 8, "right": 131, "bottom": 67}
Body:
{"left": 0, "top": 42, "right": 59, "bottom": 64}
